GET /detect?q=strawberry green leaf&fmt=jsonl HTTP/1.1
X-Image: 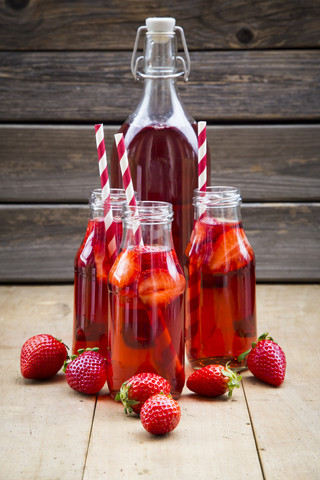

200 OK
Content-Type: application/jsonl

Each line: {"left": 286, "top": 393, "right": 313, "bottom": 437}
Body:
{"left": 221, "top": 362, "right": 242, "bottom": 398}
{"left": 115, "top": 381, "right": 140, "bottom": 415}
{"left": 237, "top": 348, "right": 251, "bottom": 363}
{"left": 257, "top": 332, "right": 276, "bottom": 343}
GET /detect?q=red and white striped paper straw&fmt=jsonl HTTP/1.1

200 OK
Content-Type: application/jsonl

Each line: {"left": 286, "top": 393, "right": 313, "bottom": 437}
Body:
{"left": 198, "top": 121, "right": 207, "bottom": 191}
{"left": 114, "top": 134, "right": 136, "bottom": 206}
{"left": 114, "top": 133, "right": 142, "bottom": 242}
{"left": 95, "top": 124, "right": 117, "bottom": 262}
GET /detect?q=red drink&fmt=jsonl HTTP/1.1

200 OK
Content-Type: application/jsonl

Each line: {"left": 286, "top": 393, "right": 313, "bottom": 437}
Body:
{"left": 185, "top": 188, "right": 257, "bottom": 370}
{"left": 110, "top": 123, "right": 203, "bottom": 266}
{"left": 107, "top": 202, "right": 186, "bottom": 398}
{"left": 72, "top": 189, "right": 124, "bottom": 357}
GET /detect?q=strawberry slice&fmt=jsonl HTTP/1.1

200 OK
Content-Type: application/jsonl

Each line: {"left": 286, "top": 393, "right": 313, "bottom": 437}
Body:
{"left": 187, "top": 218, "right": 224, "bottom": 268}
{"left": 185, "top": 220, "right": 208, "bottom": 268}
{"left": 208, "top": 228, "right": 252, "bottom": 273}
{"left": 138, "top": 269, "right": 186, "bottom": 307}
{"left": 109, "top": 249, "right": 140, "bottom": 289}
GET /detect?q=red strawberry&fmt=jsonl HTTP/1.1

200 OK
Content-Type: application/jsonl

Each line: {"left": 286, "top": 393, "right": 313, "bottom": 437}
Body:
{"left": 140, "top": 393, "right": 181, "bottom": 435}
{"left": 109, "top": 249, "right": 140, "bottom": 289}
{"left": 64, "top": 348, "right": 108, "bottom": 394}
{"left": 138, "top": 269, "right": 185, "bottom": 307}
{"left": 116, "top": 372, "right": 171, "bottom": 414}
{"left": 20, "top": 334, "right": 68, "bottom": 380}
{"left": 187, "top": 363, "right": 241, "bottom": 398}
{"left": 238, "top": 332, "right": 286, "bottom": 386}
{"left": 208, "top": 227, "right": 253, "bottom": 273}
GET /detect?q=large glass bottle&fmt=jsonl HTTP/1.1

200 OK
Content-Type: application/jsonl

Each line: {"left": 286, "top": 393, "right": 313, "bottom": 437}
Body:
{"left": 110, "top": 17, "right": 210, "bottom": 266}
{"left": 108, "top": 201, "right": 186, "bottom": 399}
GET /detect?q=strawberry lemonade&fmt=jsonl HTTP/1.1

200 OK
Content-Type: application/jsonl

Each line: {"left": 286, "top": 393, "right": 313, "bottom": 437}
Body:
{"left": 73, "top": 189, "right": 125, "bottom": 357}
{"left": 108, "top": 202, "right": 186, "bottom": 399}
{"left": 185, "top": 187, "right": 257, "bottom": 370}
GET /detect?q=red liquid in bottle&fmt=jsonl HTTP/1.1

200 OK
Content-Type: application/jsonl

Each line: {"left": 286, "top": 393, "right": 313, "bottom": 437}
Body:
{"left": 185, "top": 218, "right": 256, "bottom": 370}
{"left": 110, "top": 123, "right": 202, "bottom": 266}
{"left": 108, "top": 245, "right": 186, "bottom": 398}
{"left": 73, "top": 217, "right": 123, "bottom": 357}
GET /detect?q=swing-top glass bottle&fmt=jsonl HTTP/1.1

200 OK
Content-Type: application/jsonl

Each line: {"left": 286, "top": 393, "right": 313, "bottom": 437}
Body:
{"left": 110, "top": 17, "right": 210, "bottom": 266}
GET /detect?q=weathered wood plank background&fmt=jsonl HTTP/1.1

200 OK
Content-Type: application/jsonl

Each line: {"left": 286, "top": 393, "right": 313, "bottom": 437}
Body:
{"left": 1, "top": 51, "right": 319, "bottom": 121}
{"left": 0, "top": 0, "right": 319, "bottom": 282}
{"left": 1, "top": 0, "right": 319, "bottom": 50}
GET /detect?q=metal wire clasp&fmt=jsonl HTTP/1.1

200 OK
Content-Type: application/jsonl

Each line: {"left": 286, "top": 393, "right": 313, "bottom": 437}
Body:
{"left": 131, "top": 25, "right": 191, "bottom": 82}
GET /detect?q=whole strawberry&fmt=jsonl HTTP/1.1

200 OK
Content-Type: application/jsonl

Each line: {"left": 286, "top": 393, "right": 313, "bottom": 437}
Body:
{"left": 116, "top": 372, "right": 171, "bottom": 414}
{"left": 140, "top": 394, "right": 181, "bottom": 435}
{"left": 20, "top": 334, "right": 68, "bottom": 380}
{"left": 187, "top": 363, "right": 241, "bottom": 398}
{"left": 64, "top": 348, "right": 108, "bottom": 394}
{"left": 238, "top": 332, "right": 286, "bottom": 386}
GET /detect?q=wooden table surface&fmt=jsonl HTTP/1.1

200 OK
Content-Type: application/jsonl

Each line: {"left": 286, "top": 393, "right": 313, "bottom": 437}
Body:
{"left": 0, "top": 284, "right": 319, "bottom": 480}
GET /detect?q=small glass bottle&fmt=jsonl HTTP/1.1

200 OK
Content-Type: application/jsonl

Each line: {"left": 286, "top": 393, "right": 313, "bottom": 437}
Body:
{"left": 72, "top": 188, "right": 126, "bottom": 357}
{"left": 110, "top": 17, "right": 210, "bottom": 266}
{"left": 108, "top": 201, "right": 186, "bottom": 399}
{"left": 185, "top": 186, "right": 257, "bottom": 370}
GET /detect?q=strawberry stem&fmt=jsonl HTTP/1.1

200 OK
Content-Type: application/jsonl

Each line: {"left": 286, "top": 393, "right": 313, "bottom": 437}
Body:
{"left": 237, "top": 348, "right": 251, "bottom": 363}
{"left": 115, "top": 381, "right": 140, "bottom": 415}
{"left": 221, "top": 362, "right": 242, "bottom": 398}
{"left": 258, "top": 332, "right": 275, "bottom": 343}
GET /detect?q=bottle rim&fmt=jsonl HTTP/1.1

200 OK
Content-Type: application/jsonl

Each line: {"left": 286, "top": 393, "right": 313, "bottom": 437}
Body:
{"left": 193, "top": 186, "right": 241, "bottom": 208}
{"left": 89, "top": 188, "right": 128, "bottom": 212}
{"left": 122, "top": 200, "right": 173, "bottom": 224}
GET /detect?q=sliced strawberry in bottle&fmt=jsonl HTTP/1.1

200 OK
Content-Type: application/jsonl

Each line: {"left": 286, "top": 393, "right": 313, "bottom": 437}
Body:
{"left": 138, "top": 269, "right": 186, "bottom": 308}
{"left": 109, "top": 249, "right": 141, "bottom": 289}
{"left": 208, "top": 227, "right": 252, "bottom": 273}
{"left": 186, "top": 221, "right": 209, "bottom": 269}
{"left": 187, "top": 218, "right": 225, "bottom": 269}
{"left": 186, "top": 220, "right": 207, "bottom": 259}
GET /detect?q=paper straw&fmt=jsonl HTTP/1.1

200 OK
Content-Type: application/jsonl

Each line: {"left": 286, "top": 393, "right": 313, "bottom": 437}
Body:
{"left": 95, "top": 124, "right": 117, "bottom": 262}
{"left": 114, "top": 133, "right": 142, "bottom": 242}
{"left": 198, "top": 121, "right": 207, "bottom": 191}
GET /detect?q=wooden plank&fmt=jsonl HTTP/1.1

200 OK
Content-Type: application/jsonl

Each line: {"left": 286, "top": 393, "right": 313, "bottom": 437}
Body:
{"left": 0, "top": 203, "right": 319, "bottom": 282}
{"left": 0, "top": 0, "right": 319, "bottom": 50}
{"left": 243, "top": 284, "right": 320, "bottom": 479}
{"left": 0, "top": 205, "right": 88, "bottom": 282}
{"left": 1, "top": 50, "right": 319, "bottom": 121}
{"left": 0, "top": 285, "right": 95, "bottom": 480}
{"left": 242, "top": 203, "right": 320, "bottom": 281}
{"left": 0, "top": 125, "right": 102, "bottom": 203}
{"left": 1, "top": 284, "right": 319, "bottom": 479}
{"left": 1, "top": 124, "right": 319, "bottom": 203}
{"left": 85, "top": 366, "right": 262, "bottom": 480}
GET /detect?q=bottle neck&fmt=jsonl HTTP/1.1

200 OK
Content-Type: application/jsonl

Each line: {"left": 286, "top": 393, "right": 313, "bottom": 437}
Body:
{"left": 135, "top": 77, "right": 189, "bottom": 124}
{"left": 144, "top": 33, "right": 177, "bottom": 77}
{"left": 121, "top": 201, "right": 174, "bottom": 250}
{"left": 89, "top": 188, "right": 127, "bottom": 221}
{"left": 196, "top": 205, "right": 242, "bottom": 223}
{"left": 194, "top": 187, "right": 242, "bottom": 223}
{"left": 129, "top": 32, "right": 193, "bottom": 126}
